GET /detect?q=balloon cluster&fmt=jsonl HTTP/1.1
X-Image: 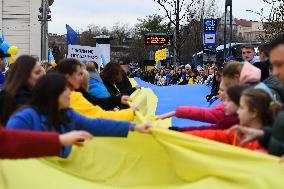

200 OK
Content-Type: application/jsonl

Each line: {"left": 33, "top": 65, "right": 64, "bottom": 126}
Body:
{"left": 0, "top": 35, "right": 19, "bottom": 65}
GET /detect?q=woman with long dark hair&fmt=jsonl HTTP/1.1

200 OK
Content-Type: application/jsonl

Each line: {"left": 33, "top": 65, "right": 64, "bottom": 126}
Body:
{"left": 0, "top": 55, "right": 42, "bottom": 125}
{"left": 6, "top": 74, "right": 152, "bottom": 158}
{"left": 100, "top": 62, "right": 124, "bottom": 96}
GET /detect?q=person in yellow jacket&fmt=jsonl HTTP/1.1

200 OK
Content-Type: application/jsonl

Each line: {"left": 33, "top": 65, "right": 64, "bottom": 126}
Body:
{"left": 56, "top": 58, "right": 135, "bottom": 121}
{"left": 188, "top": 77, "right": 195, "bottom": 85}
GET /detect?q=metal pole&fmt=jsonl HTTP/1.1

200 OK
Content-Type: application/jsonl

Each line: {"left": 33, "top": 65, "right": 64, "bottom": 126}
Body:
{"left": 173, "top": 30, "right": 177, "bottom": 67}
{"left": 40, "top": 0, "right": 44, "bottom": 60}
{"left": 40, "top": 0, "right": 49, "bottom": 60}
{"left": 229, "top": 4, "right": 233, "bottom": 56}
{"left": 223, "top": 7, "right": 227, "bottom": 60}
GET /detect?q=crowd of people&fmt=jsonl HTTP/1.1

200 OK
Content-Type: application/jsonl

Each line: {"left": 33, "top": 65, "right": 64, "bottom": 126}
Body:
{"left": 130, "top": 62, "right": 221, "bottom": 86}
{"left": 129, "top": 62, "right": 222, "bottom": 102}
{"left": 1, "top": 31, "right": 284, "bottom": 168}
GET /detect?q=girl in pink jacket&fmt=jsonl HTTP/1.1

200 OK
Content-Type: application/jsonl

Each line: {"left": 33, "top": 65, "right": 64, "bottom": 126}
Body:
{"left": 157, "top": 61, "right": 261, "bottom": 131}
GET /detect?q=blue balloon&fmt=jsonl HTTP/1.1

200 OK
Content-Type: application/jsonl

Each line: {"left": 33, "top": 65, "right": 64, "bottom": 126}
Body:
{"left": 0, "top": 42, "right": 10, "bottom": 53}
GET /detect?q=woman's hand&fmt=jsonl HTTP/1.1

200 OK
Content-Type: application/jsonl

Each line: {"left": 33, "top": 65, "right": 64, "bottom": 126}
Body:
{"left": 135, "top": 123, "right": 153, "bottom": 133}
{"left": 135, "top": 85, "right": 141, "bottom": 90}
{"left": 156, "top": 111, "right": 176, "bottom": 120}
{"left": 59, "top": 131, "right": 93, "bottom": 147}
{"left": 121, "top": 95, "right": 131, "bottom": 105}
{"left": 130, "top": 105, "right": 139, "bottom": 111}
{"left": 228, "top": 125, "right": 264, "bottom": 145}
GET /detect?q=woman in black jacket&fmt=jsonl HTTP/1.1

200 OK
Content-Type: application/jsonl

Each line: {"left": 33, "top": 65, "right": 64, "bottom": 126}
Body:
{"left": 0, "top": 55, "right": 42, "bottom": 125}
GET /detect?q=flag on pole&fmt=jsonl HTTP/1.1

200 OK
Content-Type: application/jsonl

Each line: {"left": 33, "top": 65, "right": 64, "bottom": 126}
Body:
{"left": 66, "top": 24, "right": 78, "bottom": 45}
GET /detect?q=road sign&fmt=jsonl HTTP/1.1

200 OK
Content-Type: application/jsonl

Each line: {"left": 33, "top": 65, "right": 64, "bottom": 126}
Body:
{"left": 203, "top": 19, "right": 218, "bottom": 62}
{"left": 204, "top": 33, "right": 216, "bottom": 45}
{"left": 204, "top": 19, "right": 218, "bottom": 32}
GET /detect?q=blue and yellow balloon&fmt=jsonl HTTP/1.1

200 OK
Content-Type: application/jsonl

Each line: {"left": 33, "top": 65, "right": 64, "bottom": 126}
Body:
{"left": 0, "top": 36, "right": 19, "bottom": 65}
{"left": 6, "top": 46, "right": 19, "bottom": 65}
{"left": 0, "top": 42, "right": 10, "bottom": 53}
{"left": 7, "top": 46, "right": 19, "bottom": 55}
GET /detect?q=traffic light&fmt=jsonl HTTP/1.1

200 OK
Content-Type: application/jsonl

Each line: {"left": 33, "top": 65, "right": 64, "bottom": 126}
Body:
{"left": 39, "top": 7, "right": 43, "bottom": 13}
{"left": 38, "top": 3, "right": 51, "bottom": 21}
{"left": 225, "top": 0, "right": 232, "bottom": 6}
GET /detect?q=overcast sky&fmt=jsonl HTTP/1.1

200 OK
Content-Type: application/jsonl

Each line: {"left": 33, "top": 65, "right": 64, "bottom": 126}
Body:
{"left": 49, "top": 0, "right": 270, "bottom": 34}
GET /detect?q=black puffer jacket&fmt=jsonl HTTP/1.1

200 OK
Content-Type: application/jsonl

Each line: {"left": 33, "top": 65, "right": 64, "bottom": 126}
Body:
{"left": 263, "top": 76, "right": 284, "bottom": 102}
{"left": 76, "top": 87, "right": 126, "bottom": 110}
{"left": 0, "top": 87, "right": 32, "bottom": 125}
{"left": 261, "top": 109, "right": 284, "bottom": 156}
{"left": 116, "top": 72, "right": 136, "bottom": 96}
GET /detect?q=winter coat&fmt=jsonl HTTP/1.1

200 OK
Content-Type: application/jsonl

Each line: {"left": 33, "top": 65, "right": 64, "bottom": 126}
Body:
{"left": 0, "top": 126, "right": 60, "bottom": 159}
{"left": 6, "top": 108, "right": 132, "bottom": 158}
{"left": 0, "top": 87, "right": 32, "bottom": 125}
{"left": 116, "top": 72, "right": 137, "bottom": 96}
{"left": 77, "top": 87, "right": 124, "bottom": 111}
{"left": 240, "top": 62, "right": 261, "bottom": 84}
{"left": 88, "top": 71, "right": 110, "bottom": 98}
{"left": 184, "top": 129, "right": 267, "bottom": 152}
{"left": 261, "top": 109, "right": 284, "bottom": 157}
{"left": 70, "top": 91, "right": 134, "bottom": 121}
{"left": 175, "top": 102, "right": 238, "bottom": 125}
{"left": 263, "top": 76, "right": 284, "bottom": 102}
{"left": 253, "top": 60, "right": 271, "bottom": 81}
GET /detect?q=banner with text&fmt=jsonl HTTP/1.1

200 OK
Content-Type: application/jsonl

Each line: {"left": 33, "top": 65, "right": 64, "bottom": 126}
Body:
{"left": 67, "top": 45, "right": 101, "bottom": 63}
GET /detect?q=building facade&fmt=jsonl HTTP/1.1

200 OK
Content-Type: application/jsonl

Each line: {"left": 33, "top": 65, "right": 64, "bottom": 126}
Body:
{"left": 0, "top": 0, "right": 41, "bottom": 58}
{"left": 234, "top": 19, "right": 264, "bottom": 42}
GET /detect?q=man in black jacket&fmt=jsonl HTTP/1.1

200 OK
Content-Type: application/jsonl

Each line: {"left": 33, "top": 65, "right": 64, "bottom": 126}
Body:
{"left": 254, "top": 43, "right": 271, "bottom": 81}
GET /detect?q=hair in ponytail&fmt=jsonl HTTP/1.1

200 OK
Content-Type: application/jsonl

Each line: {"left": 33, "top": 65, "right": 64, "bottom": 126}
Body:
{"left": 241, "top": 88, "right": 281, "bottom": 125}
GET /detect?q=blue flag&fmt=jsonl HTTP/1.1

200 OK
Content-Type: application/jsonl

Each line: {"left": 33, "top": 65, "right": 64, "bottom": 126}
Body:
{"left": 66, "top": 24, "right": 78, "bottom": 45}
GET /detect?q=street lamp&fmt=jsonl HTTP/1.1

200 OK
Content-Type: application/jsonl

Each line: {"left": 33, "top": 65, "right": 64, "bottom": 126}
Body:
{"left": 224, "top": 0, "right": 233, "bottom": 60}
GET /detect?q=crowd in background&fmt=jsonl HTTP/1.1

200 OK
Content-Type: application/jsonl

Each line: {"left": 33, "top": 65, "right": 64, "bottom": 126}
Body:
{"left": 1, "top": 31, "right": 284, "bottom": 165}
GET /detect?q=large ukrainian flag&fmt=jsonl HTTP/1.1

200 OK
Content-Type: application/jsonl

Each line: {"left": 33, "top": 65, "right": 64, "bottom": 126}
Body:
{"left": 0, "top": 79, "right": 283, "bottom": 189}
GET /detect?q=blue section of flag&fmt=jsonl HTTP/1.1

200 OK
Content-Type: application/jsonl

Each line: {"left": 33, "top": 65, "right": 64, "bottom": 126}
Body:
{"left": 134, "top": 78, "right": 220, "bottom": 127}
{"left": 66, "top": 24, "right": 78, "bottom": 45}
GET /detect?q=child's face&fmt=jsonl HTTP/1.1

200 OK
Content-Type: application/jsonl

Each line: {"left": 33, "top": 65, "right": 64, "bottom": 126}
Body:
{"left": 218, "top": 80, "right": 227, "bottom": 101}
{"left": 215, "top": 75, "right": 221, "bottom": 81}
{"left": 237, "top": 96, "right": 255, "bottom": 126}
{"left": 223, "top": 95, "right": 238, "bottom": 116}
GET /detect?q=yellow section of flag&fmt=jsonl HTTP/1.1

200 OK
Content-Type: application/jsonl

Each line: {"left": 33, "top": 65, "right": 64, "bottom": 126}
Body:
{"left": 0, "top": 84, "right": 283, "bottom": 189}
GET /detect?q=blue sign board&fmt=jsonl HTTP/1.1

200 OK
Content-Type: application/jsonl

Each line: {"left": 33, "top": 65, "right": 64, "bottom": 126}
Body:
{"left": 204, "top": 19, "right": 218, "bottom": 32}
{"left": 203, "top": 19, "right": 218, "bottom": 62}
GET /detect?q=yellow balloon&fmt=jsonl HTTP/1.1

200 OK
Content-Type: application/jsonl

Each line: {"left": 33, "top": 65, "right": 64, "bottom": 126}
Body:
{"left": 8, "top": 57, "right": 15, "bottom": 65}
{"left": 7, "top": 46, "right": 19, "bottom": 55}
